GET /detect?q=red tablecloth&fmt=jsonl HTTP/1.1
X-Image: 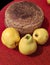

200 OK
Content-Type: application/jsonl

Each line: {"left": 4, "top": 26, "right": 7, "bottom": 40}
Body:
{"left": 0, "top": 0, "right": 50, "bottom": 65}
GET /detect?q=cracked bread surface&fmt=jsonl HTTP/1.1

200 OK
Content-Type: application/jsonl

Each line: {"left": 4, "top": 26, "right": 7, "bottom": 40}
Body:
{"left": 5, "top": 1, "right": 44, "bottom": 34}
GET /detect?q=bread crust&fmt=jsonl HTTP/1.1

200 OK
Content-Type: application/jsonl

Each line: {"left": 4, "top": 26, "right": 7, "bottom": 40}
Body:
{"left": 5, "top": 1, "right": 44, "bottom": 34}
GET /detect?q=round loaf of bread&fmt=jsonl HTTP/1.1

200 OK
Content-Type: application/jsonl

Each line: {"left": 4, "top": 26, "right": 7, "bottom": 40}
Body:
{"left": 5, "top": 1, "right": 44, "bottom": 34}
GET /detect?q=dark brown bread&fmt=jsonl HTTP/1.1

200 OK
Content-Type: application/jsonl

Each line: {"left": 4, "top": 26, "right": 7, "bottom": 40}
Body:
{"left": 5, "top": 1, "right": 44, "bottom": 34}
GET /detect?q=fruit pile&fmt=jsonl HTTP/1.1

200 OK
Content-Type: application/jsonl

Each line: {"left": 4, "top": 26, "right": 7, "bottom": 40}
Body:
{"left": 1, "top": 27, "right": 49, "bottom": 55}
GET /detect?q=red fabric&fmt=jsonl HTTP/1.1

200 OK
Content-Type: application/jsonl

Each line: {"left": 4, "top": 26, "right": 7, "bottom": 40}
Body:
{"left": 0, "top": 0, "right": 50, "bottom": 65}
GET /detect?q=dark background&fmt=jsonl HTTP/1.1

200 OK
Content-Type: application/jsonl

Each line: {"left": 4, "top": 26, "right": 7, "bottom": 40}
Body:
{"left": 0, "top": 0, "right": 13, "bottom": 10}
